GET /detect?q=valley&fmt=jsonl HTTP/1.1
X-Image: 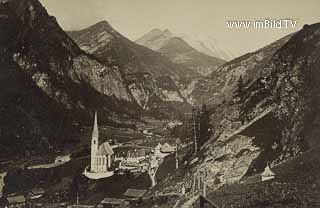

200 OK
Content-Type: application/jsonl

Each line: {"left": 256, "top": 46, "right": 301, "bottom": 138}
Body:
{"left": 1, "top": 0, "right": 320, "bottom": 207}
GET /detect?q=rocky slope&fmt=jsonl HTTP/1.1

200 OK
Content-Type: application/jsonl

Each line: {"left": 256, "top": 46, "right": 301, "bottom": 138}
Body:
{"left": 68, "top": 22, "right": 195, "bottom": 116}
{"left": 158, "top": 37, "right": 225, "bottom": 76}
{"left": 0, "top": 0, "right": 139, "bottom": 158}
{"left": 136, "top": 29, "right": 225, "bottom": 76}
{"left": 204, "top": 145, "right": 320, "bottom": 207}
{"left": 156, "top": 23, "right": 320, "bottom": 200}
{"left": 190, "top": 33, "right": 293, "bottom": 105}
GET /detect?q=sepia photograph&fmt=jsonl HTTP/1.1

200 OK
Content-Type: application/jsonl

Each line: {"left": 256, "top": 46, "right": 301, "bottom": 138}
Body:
{"left": 0, "top": 0, "right": 320, "bottom": 207}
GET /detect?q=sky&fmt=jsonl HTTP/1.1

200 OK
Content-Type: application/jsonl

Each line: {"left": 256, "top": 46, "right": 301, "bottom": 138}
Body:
{"left": 40, "top": 0, "right": 320, "bottom": 56}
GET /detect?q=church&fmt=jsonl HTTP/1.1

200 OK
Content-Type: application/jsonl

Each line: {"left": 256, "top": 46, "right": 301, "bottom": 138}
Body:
{"left": 84, "top": 112, "right": 114, "bottom": 179}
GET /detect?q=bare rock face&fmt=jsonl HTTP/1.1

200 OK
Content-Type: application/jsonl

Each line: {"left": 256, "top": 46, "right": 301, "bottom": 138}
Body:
{"left": 68, "top": 22, "right": 194, "bottom": 117}
{"left": 72, "top": 56, "right": 131, "bottom": 101}
{"left": 198, "top": 135, "right": 260, "bottom": 189}
{"left": 190, "top": 34, "right": 293, "bottom": 106}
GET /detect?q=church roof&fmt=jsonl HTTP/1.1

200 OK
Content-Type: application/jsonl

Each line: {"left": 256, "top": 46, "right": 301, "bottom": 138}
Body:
{"left": 262, "top": 164, "right": 275, "bottom": 177}
{"left": 98, "top": 141, "right": 114, "bottom": 156}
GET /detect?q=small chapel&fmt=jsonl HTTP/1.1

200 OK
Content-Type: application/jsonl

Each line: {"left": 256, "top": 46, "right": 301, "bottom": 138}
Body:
{"left": 261, "top": 163, "right": 276, "bottom": 182}
{"left": 84, "top": 112, "right": 114, "bottom": 179}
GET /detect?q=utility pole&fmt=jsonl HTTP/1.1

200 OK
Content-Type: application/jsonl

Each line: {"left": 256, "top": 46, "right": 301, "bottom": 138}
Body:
{"left": 175, "top": 138, "right": 181, "bottom": 170}
{"left": 203, "top": 180, "right": 206, "bottom": 197}
{"left": 198, "top": 174, "right": 201, "bottom": 191}
{"left": 76, "top": 192, "right": 79, "bottom": 206}
{"left": 176, "top": 143, "right": 179, "bottom": 169}
{"left": 192, "top": 174, "right": 196, "bottom": 194}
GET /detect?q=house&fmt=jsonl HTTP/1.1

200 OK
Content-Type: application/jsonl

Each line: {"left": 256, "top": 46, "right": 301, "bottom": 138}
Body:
{"left": 154, "top": 143, "right": 162, "bottom": 157}
{"left": 29, "top": 188, "right": 45, "bottom": 200}
{"left": 98, "top": 197, "right": 126, "bottom": 208}
{"left": 126, "top": 149, "right": 147, "bottom": 162}
{"left": 6, "top": 194, "right": 26, "bottom": 208}
{"left": 123, "top": 189, "right": 146, "bottom": 199}
{"left": 67, "top": 205, "right": 95, "bottom": 208}
{"left": 161, "top": 143, "right": 175, "bottom": 153}
{"left": 54, "top": 154, "right": 71, "bottom": 164}
{"left": 261, "top": 163, "right": 276, "bottom": 182}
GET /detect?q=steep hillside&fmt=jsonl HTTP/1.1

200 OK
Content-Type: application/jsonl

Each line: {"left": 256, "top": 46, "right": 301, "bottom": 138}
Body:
{"left": 136, "top": 29, "right": 225, "bottom": 76}
{"left": 190, "top": 33, "right": 293, "bottom": 105}
{"left": 0, "top": 0, "right": 138, "bottom": 158}
{"left": 158, "top": 37, "right": 225, "bottom": 76}
{"left": 68, "top": 22, "right": 195, "bottom": 116}
{"left": 205, "top": 146, "right": 320, "bottom": 207}
{"left": 155, "top": 23, "right": 320, "bottom": 201}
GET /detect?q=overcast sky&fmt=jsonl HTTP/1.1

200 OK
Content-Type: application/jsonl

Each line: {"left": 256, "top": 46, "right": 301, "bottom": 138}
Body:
{"left": 40, "top": 0, "right": 320, "bottom": 56}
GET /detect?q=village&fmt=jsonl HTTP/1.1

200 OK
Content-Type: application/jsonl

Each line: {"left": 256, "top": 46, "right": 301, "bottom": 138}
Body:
{"left": 0, "top": 112, "right": 182, "bottom": 208}
{"left": 0, "top": 108, "right": 277, "bottom": 208}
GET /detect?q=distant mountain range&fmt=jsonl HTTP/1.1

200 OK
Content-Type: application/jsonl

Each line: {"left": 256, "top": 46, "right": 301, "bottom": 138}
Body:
{"left": 67, "top": 21, "right": 198, "bottom": 116}
{"left": 136, "top": 29, "right": 226, "bottom": 76}
{"left": 136, "top": 29, "right": 239, "bottom": 61}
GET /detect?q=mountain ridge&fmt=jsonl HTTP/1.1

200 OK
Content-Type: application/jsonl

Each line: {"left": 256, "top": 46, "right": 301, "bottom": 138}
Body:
{"left": 0, "top": 0, "right": 139, "bottom": 158}
{"left": 67, "top": 21, "right": 199, "bottom": 117}
{"left": 155, "top": 23, "right": 320, "bottom": 207}
{"left": 136, "top": 28, "right": 226, "bottom": 76}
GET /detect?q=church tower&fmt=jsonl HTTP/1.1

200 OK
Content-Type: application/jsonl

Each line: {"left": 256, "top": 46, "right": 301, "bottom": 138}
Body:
{"left": 90, "top": 111, "right": 99, "bottom": 172}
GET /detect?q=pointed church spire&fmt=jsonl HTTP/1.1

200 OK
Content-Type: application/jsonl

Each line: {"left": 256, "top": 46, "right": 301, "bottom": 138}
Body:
{"left": 92, "top": 111, "right": 99, "bottom": 139}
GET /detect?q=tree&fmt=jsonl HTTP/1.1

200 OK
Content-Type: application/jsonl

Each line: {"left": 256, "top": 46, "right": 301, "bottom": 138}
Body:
{"left": 198, "top": 104, "right": 211, "bottom": 149}
{"left": 235, "top": 75, "right": 245, "bottom": 101}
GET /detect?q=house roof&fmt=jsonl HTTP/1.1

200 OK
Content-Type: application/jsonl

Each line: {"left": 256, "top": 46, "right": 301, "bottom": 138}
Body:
{"left": 262, "top": 164, "right": 275, "bottom": 177}
{"left": 98, "top": 141, "right": 114, "bottom": 156}
{"left": 127, "top": 149, "right": 146, "bottom": 158}
{"left": 123, "top": 189, "right": 146, "bottom": 198}
{"left": 161, "top": 143, "right": 175, "bottom": 153}
{"left": 7, "top": 195, "right": 26, "bottom": 204}
{"left": 31, "top": 188, "right": 45, "bottom": 195}
{"left": 100, "top": 197, "right": 125, "bottom": 205}
{"left": 155, "top": 143, "right": 162, "bottom": 150}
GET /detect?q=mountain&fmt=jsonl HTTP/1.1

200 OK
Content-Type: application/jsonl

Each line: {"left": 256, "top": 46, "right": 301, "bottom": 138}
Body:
{"left": 68, "top": 22, "right": 197, "bottom": 116}
{"left": 158, "top": 37, "right": 226, "bottom": 76}
{"left": 136, "top": 28, "right": 173, "bottom": 51}
{"left": 199, "top": 23, "right": 320, "bottom": 207}
{"left": 136, "top": 29, "right": 226, "bottom": 76}
{"left": 178, "top": 34, "right": 240, "bottom": 61}
{"left": 0, "top": 0, "right": 138, "bottom": 158}
{"left": 190, "top": 32, "right": 293, "bottom": 105}
{"left": 155, "top": 23, "right": 320, "bottom": 207}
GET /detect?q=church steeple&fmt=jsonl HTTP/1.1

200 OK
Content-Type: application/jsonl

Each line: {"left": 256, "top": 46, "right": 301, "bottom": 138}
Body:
{"left": 92, "top": 111, "right": 99, "bottom": 140}
{"left": 91, "top": 111, "right": 99, "bottom": 172}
